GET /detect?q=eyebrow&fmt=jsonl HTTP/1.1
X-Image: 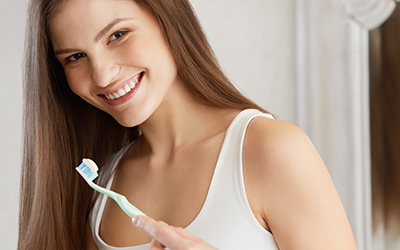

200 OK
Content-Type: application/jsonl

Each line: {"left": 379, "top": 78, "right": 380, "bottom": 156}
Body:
{"left": 54, "top": 18, "right": 133, "bottom": 56}
{"left": 55, "top": 48, "right": 80, "bottom": 56}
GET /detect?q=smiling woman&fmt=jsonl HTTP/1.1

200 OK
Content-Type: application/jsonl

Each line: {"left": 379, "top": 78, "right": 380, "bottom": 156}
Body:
{"left": 19, "top": 0, "right": 357, "bottom": 250}
{"left": 49, "top": 0, "right": 180, "bottom": 127}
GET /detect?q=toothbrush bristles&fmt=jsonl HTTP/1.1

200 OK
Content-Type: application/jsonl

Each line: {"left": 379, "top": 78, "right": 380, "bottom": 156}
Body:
{"left": 77, "top": 162, "right": 98, "bottom": 181}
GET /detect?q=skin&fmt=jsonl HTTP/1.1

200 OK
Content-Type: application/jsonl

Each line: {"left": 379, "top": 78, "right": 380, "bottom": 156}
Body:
{"left": 132, "top": 215, "right": 217, "bottom": 250}
{"left": 50, "top": 0, "right": 358, "bottom": 249}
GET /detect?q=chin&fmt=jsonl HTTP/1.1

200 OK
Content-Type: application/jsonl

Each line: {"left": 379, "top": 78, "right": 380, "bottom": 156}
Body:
{"left": 114, "top": 117, "right": 141, "bottom": 128}
{"left": 112, "top": 112, "right": 149, "bottom": 128}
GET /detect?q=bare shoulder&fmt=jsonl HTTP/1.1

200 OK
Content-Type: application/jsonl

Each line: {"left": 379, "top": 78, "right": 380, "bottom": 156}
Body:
{"left": 243, "top": 116, "right": 321, "bottom": 176}
{"left": 243, "top": 116, "right": 313, "bottom": 159}
{"left": 246, "top": 115, "right": 327, "bottom": 169}
{"left": 243, "top": 116, "right": 357, "bottom": 250}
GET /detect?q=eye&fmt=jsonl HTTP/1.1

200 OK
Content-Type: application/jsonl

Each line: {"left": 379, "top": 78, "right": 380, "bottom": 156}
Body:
{"left": 66, "top": 53, "right": 86, "bottom": 63}
{"left": 109, "top": 30, "right": 127, "bottom": 42}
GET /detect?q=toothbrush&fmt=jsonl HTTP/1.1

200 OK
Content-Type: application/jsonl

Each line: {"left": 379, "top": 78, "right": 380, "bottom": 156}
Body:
{"left": 76, "top": 158, "right": 146, "bottom": 218}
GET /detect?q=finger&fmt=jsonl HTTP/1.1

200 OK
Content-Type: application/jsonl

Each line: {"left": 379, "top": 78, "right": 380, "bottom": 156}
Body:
{"left": 161, "top": 223, "right": 199, "bottom": 240}
{"left": 158, "top": 221, "right": 205, "bottom": 244}
{"left": 132, "top": 215, "right": 185, "bottom": 249}
{"left": 148, "top": 238, "right": 166, "bottom": 250}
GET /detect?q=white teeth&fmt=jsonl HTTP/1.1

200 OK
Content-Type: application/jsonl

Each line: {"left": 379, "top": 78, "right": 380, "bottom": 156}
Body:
{"left": 124, "top": 84, "right": 131, "bottom": 93}
{"left": 118, "top": 89, "right": 126, "bottom": 96}
{"left": 105, "top": 74, "right": 141, "bottom": 100}
{"left": 129, "top": 80, "right": 136, "bottom": 89}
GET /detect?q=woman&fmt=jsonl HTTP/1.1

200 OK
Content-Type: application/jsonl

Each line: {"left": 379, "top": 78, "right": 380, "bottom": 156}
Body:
{"left": 18, "top": 0, "right": 358, "bottom": 249}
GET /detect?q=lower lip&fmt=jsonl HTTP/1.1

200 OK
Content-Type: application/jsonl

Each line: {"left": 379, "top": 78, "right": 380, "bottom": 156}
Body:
{"left": 102, "top": 75, "right": 143, "bottom": 106}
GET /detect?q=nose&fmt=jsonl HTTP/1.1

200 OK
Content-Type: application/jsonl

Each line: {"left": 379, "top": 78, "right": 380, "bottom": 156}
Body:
{"left": 90, "top": 56, "right": 120, "bottom": 88}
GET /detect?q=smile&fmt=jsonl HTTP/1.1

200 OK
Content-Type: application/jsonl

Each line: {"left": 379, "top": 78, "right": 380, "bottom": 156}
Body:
{"left": 104, "top": 73, "right": 143, "bottom": 100}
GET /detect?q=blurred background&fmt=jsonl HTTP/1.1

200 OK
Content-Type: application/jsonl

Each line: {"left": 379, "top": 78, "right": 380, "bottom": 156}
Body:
{"left": 1, "top": 0, "right": 399, "bottom": 249}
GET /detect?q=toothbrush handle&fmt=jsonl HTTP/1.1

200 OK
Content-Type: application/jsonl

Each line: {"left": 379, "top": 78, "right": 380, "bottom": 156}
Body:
{"left": 90, "top": 182, "right": 146, "bottom": 218}
{"left": 115, "top": 194, "right": 147, "bottom": 218}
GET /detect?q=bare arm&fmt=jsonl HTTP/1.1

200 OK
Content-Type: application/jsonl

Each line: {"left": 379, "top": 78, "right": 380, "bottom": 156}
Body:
{"left": 243, "top": 117, "right": 357, "bottom": 249}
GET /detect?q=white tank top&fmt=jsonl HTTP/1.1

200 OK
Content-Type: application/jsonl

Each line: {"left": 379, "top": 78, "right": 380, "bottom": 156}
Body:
{"left": 90, "top": 109, "right": 279, "bottom": 250}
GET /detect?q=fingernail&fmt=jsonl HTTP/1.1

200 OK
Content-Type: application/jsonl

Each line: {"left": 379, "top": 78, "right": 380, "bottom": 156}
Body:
{"left": 132, "top": 216, "right": 141, "bottom": 227}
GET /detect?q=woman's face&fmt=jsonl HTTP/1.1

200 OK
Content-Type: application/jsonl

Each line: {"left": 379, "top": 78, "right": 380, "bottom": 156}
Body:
{"left": 50, "top": 0, "right": 179, "bottom": 127}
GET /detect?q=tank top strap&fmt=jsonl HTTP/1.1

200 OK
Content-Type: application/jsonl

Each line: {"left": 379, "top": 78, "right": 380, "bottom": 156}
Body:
{"left": 216, "top": 108, "right": 274, "bottom": 173}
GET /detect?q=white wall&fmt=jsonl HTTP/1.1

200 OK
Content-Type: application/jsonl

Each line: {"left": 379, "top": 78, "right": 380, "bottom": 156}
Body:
{"left": 190, "top": 0, "right": 297, "bottom": 123}
{"left": 0, "top": 0, "right": 28, "bottom": 249}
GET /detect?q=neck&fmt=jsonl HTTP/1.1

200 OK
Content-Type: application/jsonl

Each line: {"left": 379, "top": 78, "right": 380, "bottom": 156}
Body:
{"left": 137, "top": 82, "right": 239, "bottom": 158}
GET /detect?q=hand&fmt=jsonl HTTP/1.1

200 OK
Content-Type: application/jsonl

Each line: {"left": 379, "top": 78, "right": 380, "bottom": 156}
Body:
{"left": 132, "top": 215, "right": 218, "bottom": 250}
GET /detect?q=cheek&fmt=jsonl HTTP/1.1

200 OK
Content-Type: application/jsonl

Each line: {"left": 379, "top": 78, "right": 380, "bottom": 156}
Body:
{"left": 118, "top": 32, "right": 175, "bottom": 70}
{"left": 64, "top": 67, "right": 91, "bottom": 96}
{"left": 116, "top": 37, "right": 149, "bottom": 66}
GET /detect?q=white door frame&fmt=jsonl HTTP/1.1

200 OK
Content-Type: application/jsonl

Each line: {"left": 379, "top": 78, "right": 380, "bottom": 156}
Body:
{"left": 294, "top": 1, "right": 396, "bottom": 249}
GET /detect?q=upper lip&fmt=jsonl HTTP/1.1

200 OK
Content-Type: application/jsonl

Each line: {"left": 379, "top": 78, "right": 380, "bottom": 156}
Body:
{"left": 98, "top": 72, "right": 142, "bottom": 96}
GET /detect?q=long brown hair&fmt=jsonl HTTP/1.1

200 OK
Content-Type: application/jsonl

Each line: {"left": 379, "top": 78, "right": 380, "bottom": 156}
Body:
{"left": 370, "top": 4, "right": 400, "bottom": 237}
{"left": 18, "top": 0, "right": 269, "bottom": 249}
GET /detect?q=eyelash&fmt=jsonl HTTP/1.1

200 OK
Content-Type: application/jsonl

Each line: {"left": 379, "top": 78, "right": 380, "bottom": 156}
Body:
{"left": 65, "top": 30, "right": 129, "bottom": 64}
{"left": 65, "top": 53, "right": 86, "bottom": 63}
{"left": 108, "top": 30, "right": 128, "bottom": 43}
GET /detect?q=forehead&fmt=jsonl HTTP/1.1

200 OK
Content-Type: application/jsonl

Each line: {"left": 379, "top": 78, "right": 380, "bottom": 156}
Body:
{"left": 49, "top": 0, "right": 144, "bottom": 48}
